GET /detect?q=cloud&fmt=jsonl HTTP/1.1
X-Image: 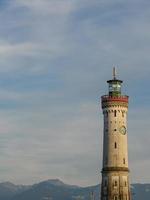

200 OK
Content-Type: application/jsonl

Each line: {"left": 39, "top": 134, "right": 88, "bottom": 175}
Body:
{"left": 0, "top": 102, "right": 101, "bottom": 185}
{"left": 0, "top": 0, "right": 148, "bottom": 186}
{"left": 15, "top": 0, "right": 75, "bottom": 15}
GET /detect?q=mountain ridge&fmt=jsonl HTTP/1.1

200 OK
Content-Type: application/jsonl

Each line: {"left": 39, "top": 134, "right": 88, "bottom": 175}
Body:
{"left": 0, "top": 179, "right": 148, "bottom": 200}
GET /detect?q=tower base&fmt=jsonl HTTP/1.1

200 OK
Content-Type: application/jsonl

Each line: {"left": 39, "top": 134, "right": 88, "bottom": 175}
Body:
{"left": 101, "top": 168, "right": 131, "bottom": 200}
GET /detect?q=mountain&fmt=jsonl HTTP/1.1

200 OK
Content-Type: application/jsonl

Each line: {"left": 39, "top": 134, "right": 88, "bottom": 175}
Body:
{"left": 132, "top": 184, "right": 150, "bottom": 200}
{"left": 0, "top": 179, "right": 149, "bottom": 200}
{"left": 0, "top": 182, "right": 29, "bottom": 200}
{"left": 11, "top": 179, "right": 95, "bottom": 200}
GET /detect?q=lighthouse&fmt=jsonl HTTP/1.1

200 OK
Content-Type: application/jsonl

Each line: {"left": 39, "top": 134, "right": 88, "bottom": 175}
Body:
{"left": 100, "top": 68, "right": 131, "bottom": 200}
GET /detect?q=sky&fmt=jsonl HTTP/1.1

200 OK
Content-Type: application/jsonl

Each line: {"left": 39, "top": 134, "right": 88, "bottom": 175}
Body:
{"left": 0, "top": 0, "right": 149, "bottom": 186}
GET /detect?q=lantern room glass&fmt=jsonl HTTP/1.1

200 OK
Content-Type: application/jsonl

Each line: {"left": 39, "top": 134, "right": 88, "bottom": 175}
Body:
{"left": 108, "top": 82, "right": 122, "bottom": 96}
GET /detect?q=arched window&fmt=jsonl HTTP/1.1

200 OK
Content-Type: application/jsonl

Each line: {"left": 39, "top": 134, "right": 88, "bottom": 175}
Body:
{"left": 115, "top": 142, "right": 117, "bottom": 149}
{"left": 122, "top": 112, "right": 124, "bottom": 117}
{"left": 114, "top": 181, "right": 117, "bottom": 186}
{"left": 114, "top": 110, "right": 117, "bottom": 117}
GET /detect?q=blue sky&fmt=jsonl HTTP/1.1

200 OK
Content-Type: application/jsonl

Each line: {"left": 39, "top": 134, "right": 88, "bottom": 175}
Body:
{"left": 0, "top": 0, "right": 149, "bottom": 186}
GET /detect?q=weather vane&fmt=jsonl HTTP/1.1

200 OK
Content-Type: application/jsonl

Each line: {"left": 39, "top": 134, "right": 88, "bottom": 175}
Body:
{"left": 113, "top": 66, "right": 117, "bottom": 79}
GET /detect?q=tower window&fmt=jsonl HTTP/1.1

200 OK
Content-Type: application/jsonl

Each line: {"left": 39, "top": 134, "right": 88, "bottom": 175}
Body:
{"left": 104, "top": 180, "right": 107, "bottom": 186}
{"left": 115, "top": 142, "right": 117, "bottom": 149}
{"left": 114, "top": 110, "right": 117, "bottom": 117}
{"left": 105, "top": 157, "right": 108, "bottom": 165}
{"left": 125, "top": 181, "right": 127, "bottom": 187}
{"left": 114, "top": 181, "right": 117, "bottom": 186}
{"left": 114, "top": 196, "right": 118, "bottom": 200}
{"left": 123, "top": 158, "right": 126, "bottom": 164}
{"left": 122, "top": 112, "right": 124, "bottom": 117}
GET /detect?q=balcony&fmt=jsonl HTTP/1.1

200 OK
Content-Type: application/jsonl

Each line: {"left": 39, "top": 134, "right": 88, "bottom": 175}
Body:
{"left": 101, "top": 95, "right": 129, "bottom": 103}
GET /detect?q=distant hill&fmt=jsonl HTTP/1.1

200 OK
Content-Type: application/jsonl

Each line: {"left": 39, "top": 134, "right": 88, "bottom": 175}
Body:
{"left": 0, "top": 179, "right": 149, "bottom": 200}
{"left": 0, "top": 182, "right": 30, "bottom": 200}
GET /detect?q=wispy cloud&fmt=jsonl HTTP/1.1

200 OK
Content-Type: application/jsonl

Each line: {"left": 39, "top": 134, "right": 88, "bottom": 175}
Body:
{"left": 15, "top": 0, "right": 75, "bottom": 15}
{"left": 0, "top": 0, "right": 148, "bottom": 186}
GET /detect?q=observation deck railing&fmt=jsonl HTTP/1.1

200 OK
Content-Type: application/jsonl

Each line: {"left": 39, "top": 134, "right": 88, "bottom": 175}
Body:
{"left": 101, "top": 95, "right": 129, "bottom": 102}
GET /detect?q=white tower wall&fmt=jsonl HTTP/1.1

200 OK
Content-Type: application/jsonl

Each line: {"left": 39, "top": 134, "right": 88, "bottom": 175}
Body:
{"left": 100, "top": 72, "right": 131, "bottom": 200}
{"left": 103, "top": 107, "right": 128, "bottom": 168}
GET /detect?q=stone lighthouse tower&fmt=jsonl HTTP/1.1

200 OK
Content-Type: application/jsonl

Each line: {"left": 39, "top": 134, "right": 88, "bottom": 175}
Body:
{"left": 101, "top": 68, "right": 131, "bottom": 200}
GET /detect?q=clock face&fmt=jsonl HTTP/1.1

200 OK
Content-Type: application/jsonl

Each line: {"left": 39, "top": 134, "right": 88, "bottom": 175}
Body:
{"left": 119, "top": 126, "right": 126, "bottom": 135}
